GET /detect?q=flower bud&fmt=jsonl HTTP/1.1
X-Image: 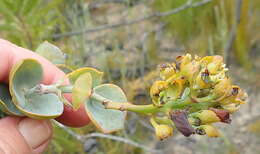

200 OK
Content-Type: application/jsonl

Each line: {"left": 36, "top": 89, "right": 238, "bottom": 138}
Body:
{"left": 196, "top": 125, "right": 220, "bottom": 137}
{"left": 221, "top": 103, "right": 240, "bottom": 113}
{"left": 154, "top": 124, "right": 173, "bottom": 140}
{"left": 213, "top": 77, "right": 232, "bottom": 99}
{"left": 190, "top": 110, "right": 220, "bottom": 124}
{"left": 235, "top": 88, "right": 248, "bottom": 104}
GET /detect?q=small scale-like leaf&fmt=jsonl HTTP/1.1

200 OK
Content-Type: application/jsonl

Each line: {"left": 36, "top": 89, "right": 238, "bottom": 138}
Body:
{"left": 67, "top": 67, "right": 103, "bottom": 87}
{"left": 35, "top": 41, "right": 66, "bottom": 64}
{"left": 72, "top": 73, "right": 92, "bottom": 110}
{"left": 9, "top": 59, "right": 63, "bottom": 119}
{"left": 85, "top": 84, "right": 127, "bottom": 133}
{"left": 0, "top": 83, "right": 24, "bottom": 116}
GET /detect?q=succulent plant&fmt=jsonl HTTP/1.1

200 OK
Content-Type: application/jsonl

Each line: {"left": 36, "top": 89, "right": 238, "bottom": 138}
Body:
{"left": 0, "top": 42, "right": 247, "bottom": 140}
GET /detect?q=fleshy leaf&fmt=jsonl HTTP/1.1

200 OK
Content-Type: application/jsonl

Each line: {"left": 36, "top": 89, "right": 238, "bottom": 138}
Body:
{"left": 86, "top": 84, "right": 127, "bottom": 133}
{"left": 72, "top": 73, "right": 92, "bottom": 110}
{"left": 9, "top": 59, "right": 64, "bottom": 119}
{"left": 0, "top": 83, "right": 24, "bottom": 116}
{"left": 67, "top": 67, "right": 103, "bottom": 87}
{"left": 35, "top": 41, "right": 66, "bottom": 64}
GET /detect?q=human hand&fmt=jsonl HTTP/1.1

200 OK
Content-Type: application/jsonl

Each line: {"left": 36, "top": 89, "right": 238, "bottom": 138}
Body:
{"left": 0, "top": 39, "right": 90, "bottom": 153}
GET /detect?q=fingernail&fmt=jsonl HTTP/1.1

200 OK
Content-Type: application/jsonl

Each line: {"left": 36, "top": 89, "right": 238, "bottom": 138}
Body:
{"left": 18, "top": 119, "right": 52, "bottom": 149}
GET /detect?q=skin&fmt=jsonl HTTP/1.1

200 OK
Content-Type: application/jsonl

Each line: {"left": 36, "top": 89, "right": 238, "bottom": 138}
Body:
{"left": 0, "top": 39, "right": 90, "bottom": 153}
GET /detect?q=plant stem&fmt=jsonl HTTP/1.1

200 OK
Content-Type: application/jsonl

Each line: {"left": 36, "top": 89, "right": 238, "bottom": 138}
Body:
{"left": 150, "top": 117, "right": 158, "bottom": 127}
{"left": 91, "top": 92, "right": 159, "bottom": 114}
{"left": 27, "top": 84, "right": 73, "bottom": 107}
{"left": 58, "top": 85, "right": 73, "bottom": 93}
{"left": 91, "top": 92, "right": 194, "bottom": 114}
{"left": 26, "top": 84, "right": 59, "bottom": 96}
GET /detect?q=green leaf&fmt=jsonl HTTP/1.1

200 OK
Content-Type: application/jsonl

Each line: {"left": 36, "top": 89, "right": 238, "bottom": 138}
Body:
{"left": 67, "top": 67, "right": 103, "bottom": 87}
{"left": 0, "top": 83, "right": 24, "bottom": 116}
{"left": 86, "top": 84, "right": 127, "bottom": 133}
{"left": 72, "top": 73, "right": 92, "bottom": 110}
{"left": 35, "top": 41, "right": 66, "bottom": 65}
{"left": 9, "top": 59, "right": 63, "bottom": 119}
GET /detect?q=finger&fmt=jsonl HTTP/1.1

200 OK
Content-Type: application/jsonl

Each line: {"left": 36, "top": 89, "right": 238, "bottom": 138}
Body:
{"left": 0, "top": 117, "right": 52, "bottom": 154}
{"left": 0, "top": 39, "right": 90, "bottom": 127}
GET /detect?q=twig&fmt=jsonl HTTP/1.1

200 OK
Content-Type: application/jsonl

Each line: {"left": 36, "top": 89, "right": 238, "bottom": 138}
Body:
{"left": 53, "top": 120, "right": 82, "bottom": 141}
{"left": 81, "top": 133, "right": 162, "bottom": 153}
{"left": 53, "top": 120, "right": 162, "bottom": 153}
{"left": 52, "top": 0, "right": 213, "bottom": 39}
{"left": 224, "top": 0, "right": 242, "bottom": 65}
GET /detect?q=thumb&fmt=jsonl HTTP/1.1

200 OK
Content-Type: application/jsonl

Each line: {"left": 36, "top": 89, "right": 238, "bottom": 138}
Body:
{"left": 0, "top": 117, "right": 52, "bottom": 154}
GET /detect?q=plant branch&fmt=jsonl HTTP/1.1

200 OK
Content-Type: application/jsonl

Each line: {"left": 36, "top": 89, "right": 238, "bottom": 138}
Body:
{"left": 91, "top": 92, "right": 159, "bottom": 113}
{"left": 52, "top": 0, "right": 213, "bottom": 39}
{"left": 53, "top": 121, "right": 162, "bottom": 153}
{"left": 81, "top": 133, "right": 162, "bottom": 153}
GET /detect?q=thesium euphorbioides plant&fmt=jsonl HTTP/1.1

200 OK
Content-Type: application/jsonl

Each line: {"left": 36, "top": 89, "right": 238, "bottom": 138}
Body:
{"left": 0, "top": 42, "right": 248, "bottom": 140}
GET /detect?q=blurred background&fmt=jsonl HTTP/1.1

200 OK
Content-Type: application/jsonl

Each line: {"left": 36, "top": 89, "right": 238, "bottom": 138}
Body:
{"left": 0, "top": 0, "right": 260, "bottom": 153}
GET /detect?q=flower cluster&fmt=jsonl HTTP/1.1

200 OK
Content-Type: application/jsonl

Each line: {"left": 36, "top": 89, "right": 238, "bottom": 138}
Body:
{"left": 150, "top": 54, "right": 247, "bottom": 139}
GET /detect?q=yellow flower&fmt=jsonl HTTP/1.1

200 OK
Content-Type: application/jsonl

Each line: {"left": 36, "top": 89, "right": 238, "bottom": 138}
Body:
{"left": 200, "top": 55, "right": 225, "bottom": 75}
{"left": 176, "top": 54, "right": 200, "bottom": 82}
{"left": 221, "top": 103, "right": 240, "bottom": 113}
{"left": 220, "top": 86, "right": 248, "bottom": 105}
{"left": 193, "top": 69, "right": 211, "bottom": 89}
{"left": 154, "top": 124, "right": 174, "bottom": 140}
{"left": 150, "top": 81, "right": 168, "bottom": 106}
{"left": 209, "top": 70, "right": 226, "bottom": 83}
{"left": 213, "top": 77, "right": 232, "bottom": 99}
{"left": 196, "top": 125, "right": 220, "bottom": 137}
{"left": 190, "top": 110, "right": 220, "bottom": 125}
{"left": 164, "top": 78, "right": 185, "bottom": 100}
{"left": 159, "top": 63, "right": 177, "bottom": 80}
{"left": 176, "top": 54, "right": 192, "bottom": 67}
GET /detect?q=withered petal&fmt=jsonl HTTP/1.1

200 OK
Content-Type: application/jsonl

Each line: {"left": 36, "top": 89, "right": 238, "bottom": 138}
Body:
{"left": 170, "top": 110, "right": 195, "bottom": 137}
{"left": 210, "top": 108, "right": 231, "bottom": 124}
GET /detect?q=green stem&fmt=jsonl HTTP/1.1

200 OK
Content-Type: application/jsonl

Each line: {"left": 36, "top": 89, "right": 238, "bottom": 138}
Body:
{"left": 27, "top": 84, "right": 73, "bottom": 107}
{"left": 163, "top": 97, "right": 192, "bottom": 110}
{"left": 194, "top": 94, "right": 216, "bottom": 102}
{"left": 26, "top": 84, "right": 59, "bottom": 96}
{"left": 91, "top": 92, "right": 159, "bottom": 114}
{"left": 91, "top": 92, "right": 194, "bottom": 114}
{"left": 150, "top": 117, "right": 158, "bottom": 127}
{"left": 58, "top": 85, "right": 73, "bottom": 93}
